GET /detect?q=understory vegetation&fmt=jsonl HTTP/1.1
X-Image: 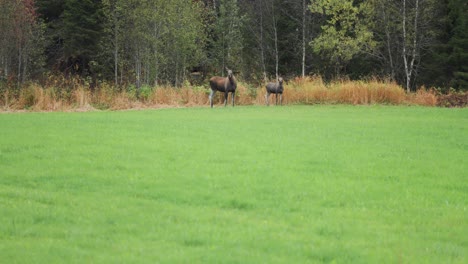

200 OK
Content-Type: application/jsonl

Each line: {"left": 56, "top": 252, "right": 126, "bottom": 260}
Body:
{"left": 2, "top": 0, "right": 467, "bottom": 95}
{"left": 2, "top": 77, "right": 463, "bottom": 112}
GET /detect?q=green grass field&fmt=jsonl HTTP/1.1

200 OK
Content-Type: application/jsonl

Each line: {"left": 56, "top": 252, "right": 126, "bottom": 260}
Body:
{"left": 1, "top": 105, "right": 467, "bottom": 263}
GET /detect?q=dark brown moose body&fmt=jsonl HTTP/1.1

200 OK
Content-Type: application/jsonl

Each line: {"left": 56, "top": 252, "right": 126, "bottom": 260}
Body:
{"left": 265, "top": 77, "right": 284, "bottom": 105}
{"left": 209, "top": 69, "right": 237, "bottom": 108}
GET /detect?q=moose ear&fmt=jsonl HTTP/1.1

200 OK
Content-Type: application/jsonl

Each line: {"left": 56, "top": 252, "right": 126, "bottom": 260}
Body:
{"left": 225, "top": 67, "right": 230, "bottom": 72}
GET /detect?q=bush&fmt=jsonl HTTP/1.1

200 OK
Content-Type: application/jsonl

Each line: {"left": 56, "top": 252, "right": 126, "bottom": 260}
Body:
{"left": 437, "top": 90, "right": 468, "bottom": 108}
{"left": 1, "top": 75, "right": 466, "bottom": 111}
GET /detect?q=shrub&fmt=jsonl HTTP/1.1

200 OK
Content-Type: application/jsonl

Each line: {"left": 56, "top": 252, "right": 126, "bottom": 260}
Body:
{"left": 410, "top": 88, "right": 438, "bottom": 107}
{"left": 2, "top": 75, "right": 466, "bottom": 112}
{"left": 437, "top": 90, "right": 468, "bottom": 108}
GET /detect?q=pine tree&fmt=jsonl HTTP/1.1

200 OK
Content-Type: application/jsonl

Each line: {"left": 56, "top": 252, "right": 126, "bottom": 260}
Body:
{"left": 447, "top": 0, "right": 468, "bottom": 90}
{"left": 61, "top": 0, "right": 104, "bottom": 75}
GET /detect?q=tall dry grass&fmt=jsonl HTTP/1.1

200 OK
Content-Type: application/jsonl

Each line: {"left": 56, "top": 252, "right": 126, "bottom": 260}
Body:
{"left": 263, "top": 76, "right": 407, "bottom": 105}
{"left": 254, "top": 77, "right": 440, "bottom": 107}
{"left": 1, "top": 77, "right": 441, "bottom": 112}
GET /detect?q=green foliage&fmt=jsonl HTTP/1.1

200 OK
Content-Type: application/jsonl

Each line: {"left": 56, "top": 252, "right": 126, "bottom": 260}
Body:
{"left": 310, "top": 0, "right": 376, "bottom": 75}
{"left": 61, "top": 0, "right": 104, "bottom": 71}
{"left": 7, "top": 0, "right": 468, "bottom": 90}
{"left": 138, "top": 85, "right": 153, "bottom": 101}
{"left": 0, "top": 0, "right": 46, "bottom": 83}
{"left": 415, "top": 0, "right": 468, "bottom": 91}
{"left": 114, "top": 0, "right": 206, "bottom": 86}
{"left": 211, "top": 0, "right": 245, "bottom": 74}
{"left": 447, "top": 0, "right": 468, "bottom": 90}
{"left": 0, "top": 106, "right": 467, "bottom": 262}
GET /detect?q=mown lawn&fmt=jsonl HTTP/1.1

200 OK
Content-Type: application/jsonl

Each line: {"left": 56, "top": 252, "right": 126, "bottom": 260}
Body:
{"left": 0, "top": 105, "right": 466, "bottom": 263}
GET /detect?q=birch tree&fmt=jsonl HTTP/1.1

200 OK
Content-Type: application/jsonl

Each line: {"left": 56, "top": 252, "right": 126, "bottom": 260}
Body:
{"left": 402, "top": 0, "right": 420, "bottom": 92}
{"left": 302, "top": 0, "right": 307, "bottom": 78}
{"left": 101, "top": 0, "right": 127, "bottom": 87}
{"left": 212, "top": 0, "right": 244, "bottom": 75}
{"left": 372, "top": 0, "right": 439, "bottom": 91}
{"left": 310, "top": 0, "right": 376, "bottom": 77}
{"left": 0, "top": 0, "right": 44, "bottom": 85}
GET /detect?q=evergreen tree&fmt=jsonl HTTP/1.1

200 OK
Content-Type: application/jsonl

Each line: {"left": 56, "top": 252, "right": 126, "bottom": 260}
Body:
{"left": 61, "top": 0, "right": 104, "bottom": 75}
{"left": 35, "top": 0, "right": 65, "bottom": 69}
{"left": 447, "top": 0, "right": 468, "bottom": 90}
{"left": 416, "top": 0, "right": 451, "bottom": 89}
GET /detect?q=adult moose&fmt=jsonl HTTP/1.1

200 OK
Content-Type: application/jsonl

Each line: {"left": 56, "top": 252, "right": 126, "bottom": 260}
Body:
{"left": 265, "top": 77, "right": 284, "bottom": 106}
{"left": 209, "top": 68, "right": 237, "bottom": 108}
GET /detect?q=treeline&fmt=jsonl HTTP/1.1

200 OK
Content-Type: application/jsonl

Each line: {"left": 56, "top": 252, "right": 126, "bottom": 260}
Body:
{"left": 1, "top": 0, "right": 467, "bottom": 91}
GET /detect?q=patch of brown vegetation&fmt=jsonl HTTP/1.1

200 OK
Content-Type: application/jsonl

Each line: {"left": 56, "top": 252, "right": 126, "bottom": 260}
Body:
{"left": 1, "top": 76, "right": 463, "bottom": 112}
{"left": 436, "top": 91, "right": 468, "bottom": 108}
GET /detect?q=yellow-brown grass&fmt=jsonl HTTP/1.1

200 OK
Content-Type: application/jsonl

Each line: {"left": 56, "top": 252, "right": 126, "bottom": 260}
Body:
{"left": 254, "top": 77, "right": 408, "bottom": 106}
{"left": 149, "top": 86, "right": 207, "bottom": 106}
{"left": 408, "top": 87, "right": 438, "bottom": 106}
{"left": 1, "top": 77, "right": 441, "bottom": 112}
{"left": 14, "top": 84, "right": 67, "bottom": 111}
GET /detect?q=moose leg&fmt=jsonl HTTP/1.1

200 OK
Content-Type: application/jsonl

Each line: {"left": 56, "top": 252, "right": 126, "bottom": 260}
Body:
{"left": 209, "top": 90, "right": 216, "bottom": 108}
{"left": 224, "top": 92, "right": 228, "bottom": 107}
{"left": 265, "top": 92, "right": 270, "bottom": 106}
{"left": 231, "top": 91, "right": 235, "bottom": 107}
{"left": 275, "top": 94, "right": 278, "bottom": 105}
{"left": 280, "top": 94, "right": 283, "bottom": 105}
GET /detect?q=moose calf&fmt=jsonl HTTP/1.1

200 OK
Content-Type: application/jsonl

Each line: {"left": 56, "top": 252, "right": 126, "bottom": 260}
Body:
{"left": 265, "top": 77, "right": 284, "bottom": 106}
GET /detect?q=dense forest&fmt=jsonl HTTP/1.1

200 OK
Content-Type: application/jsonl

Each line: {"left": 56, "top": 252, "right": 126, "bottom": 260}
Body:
{"left": 1, "top": 0, "right": 467, "bottom": 92}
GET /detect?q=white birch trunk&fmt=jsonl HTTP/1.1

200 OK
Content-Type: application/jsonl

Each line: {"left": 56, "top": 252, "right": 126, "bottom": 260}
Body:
{"left": 302, "top": 0, "right": 306, "bottom": 78}
{"left": 382, "top": 4, "right": 395, "bottom": 80}
{"left": 402, "top": 0, "right": 420, "bottom": 92}
{"left": 402, "top": 0, "right": 409, "bottom": 92}
{"left": 17, "top": 44, "right": 22, "bottom": 86}
{"left": 260, "top": 0, "right": 267, "bottom": 82}
{"left": 272, "top": 2, "right": 278, "bottom": 80}
{"left": 113, "top": 4, "right": 118, "bottom": 87}
{"left": 114, "top": 35, "right": 118, "bottom": 87}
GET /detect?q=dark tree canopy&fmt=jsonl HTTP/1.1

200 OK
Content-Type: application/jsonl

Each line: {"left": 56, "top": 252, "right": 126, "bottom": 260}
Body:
{"left": 1, "top": 0, "right": 467, "bottom": 90}
{"left": 61, "top": 0, "right": 104, "bottom": 74}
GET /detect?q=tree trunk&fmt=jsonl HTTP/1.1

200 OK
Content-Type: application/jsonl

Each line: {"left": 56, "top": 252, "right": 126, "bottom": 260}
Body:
{"left": 274, "top": 25, "right": 278, "bottom": 80}
{"left": 402, "top": 0, "right": 410, "bottom": 92}
{"left": 260, "top": 0, "right": 267, "bottom": 82}
{"left": 113, "top": 4, "right": 118, "bottom": 87}
{"left": 302, "top": 0, "right": 306, "bottom": 78}
{"left": 153, "top": 23, "right": 159, "bottom": 87}
{"left": 17, "top": 43, "right": 22, "bottom": 87}
{"left": 272, "top": 1, "right": 278, "bottom": 80}
{"left": 409, "top": 0, "right": 420, "bottom": 89}
{"left": 135, "top": 50, "right": 141, "bottom": 91}
{"left": 22, "top": 49, "right": 28, "bottom": 83}
{"left": 382, "top": 5, "right": 395, "bottom": 80}
{"left": 114, "top": 38, "right": 118, "bottom": 87}
{"left": 402, "top": 0, "right": 420, "bottom": 92}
